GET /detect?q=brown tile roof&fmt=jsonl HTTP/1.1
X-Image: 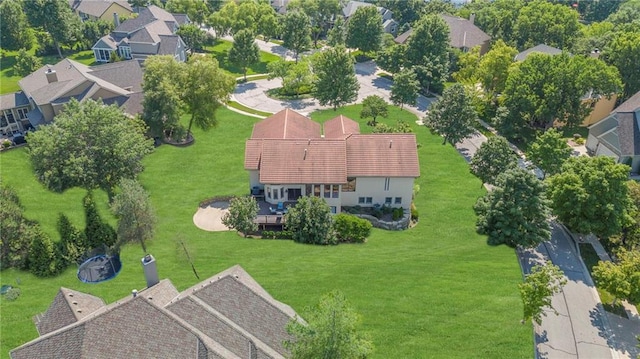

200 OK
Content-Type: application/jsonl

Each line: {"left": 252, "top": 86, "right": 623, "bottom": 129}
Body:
{"left": 346, "top": 134, "right": 420, "bottom": 177}
{"left": 259, "top": 139, "right": 347, "bottom": 184}
{"left": 244, "top": 139, "right": 263, "bottom": 170}
{"left": 251, "top": 108, "right": 321, "bottom": 139}
{"left": 324, "top": 115, "right": 360, "bottom": 139}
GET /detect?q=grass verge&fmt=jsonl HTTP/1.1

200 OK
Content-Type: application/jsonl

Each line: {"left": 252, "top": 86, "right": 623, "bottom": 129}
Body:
{"left": 227, "top": 101, "right": 272, "bottom": 117}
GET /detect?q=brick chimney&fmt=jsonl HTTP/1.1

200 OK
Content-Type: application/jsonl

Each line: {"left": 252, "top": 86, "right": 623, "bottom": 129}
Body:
{"left": 45, "top": 68, "right": 58, "bottom": 83}
{"left": 141, "top": 254, "right": 159, "bottom": 288}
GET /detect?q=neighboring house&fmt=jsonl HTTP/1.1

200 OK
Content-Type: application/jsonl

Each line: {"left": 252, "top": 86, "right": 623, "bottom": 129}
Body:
{"left": 270, "top": 0, "right": 290, "bottom": 15}
{"left": 342, "top": 1, "right": 398, "bottom": 35}
{"left": 0, "top": 58, "right": 144, "bottom": 132}
{"left": 514, "top": 44, "right": 617, "bottom": 126}
{"left": 92, "top": 5, "right": 189, "bottom": 63}
{"left": 68, "top": 0, "right": 133, "bottom": 22}
{"left": 395, "top": 14, "right": 491, "bottom": 54}
{"left": 586, "top": 90, "right": 640, "bottom": 174}
{"left": 10, "top": 263, "right": 300, "bottom": 359}
{"left": 245, "top": 109, "right": 420, "bottom": 214}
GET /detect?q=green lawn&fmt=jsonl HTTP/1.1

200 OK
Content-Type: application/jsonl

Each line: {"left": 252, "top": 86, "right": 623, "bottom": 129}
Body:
{"left": 0, "top": 106, "right": 531, "bottom": 358}
{"left": 203, "top": 39, "right": 281, "bottom": 77}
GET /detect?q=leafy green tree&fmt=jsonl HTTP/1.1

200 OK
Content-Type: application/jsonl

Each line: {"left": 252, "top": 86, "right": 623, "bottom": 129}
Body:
{"left": 28, "top": 226, "right": 57, "bottom": 277}
{"left": 606, "top": 0, "right": 640, "bottom": 28}
{"left": 424, "top": 84, "right": 477, "bottom": 146}
{"left": 56, "top": 213, "right": 86, "bottom": 267}
{"left": 572, "top": 0, "right": 621, "bottom": 23}
{"left": 282, "top": 10, "right": 312, "bottom": 62}
{"left": 346, "top": 5, "right": 383, "bottom": 54}
{"left": 177, "top": 24, "right": 207, "bottom": 51}
{"left": 165, "top": 0, "right": 210, "bottom": 24}
{"left": 286, "top": 290, "right": 374, "bottom": 358}
{"left": 79, "top": 20, "right": 114, "bottom": 50}
{"left": 613, "top": 181, "right": 640, "bottom": 251}
{"left": 390, "top": 68, "right": 419, "bottom": 110}
{"left": 469, "top": 136, "right": 519, "bottom": 186}
{"left": 233, "top": 0, "right": 259, "bottom": 34}
{"left": 28, "top": 99, "right": 154, "bottom": 197}
{"left": 452, "top": 46, "right": 480, "bottom": 84}
{"left": 327, "top": 16, "right": 346, "bottom": 47}
{"left": 519, "top": 261, "right": 567, "bottom": 325}
{"left": 83, "top": 192, "right": 117, "bottom": 250}
{"left": 572, "top": 21, "right": 615, "bottom": 56}
{"left": 547, "top": 156, "right": 633, "bottom": 239}
{"left": 256, "top": 2, "right": 280, "bottom": 42}
{"left": 228, "top": 29, "right": 260, "bottom": 81}
{"left": 474, "top": 168, "right": 551, "bottom": 247}
{"left": 0, "top": 0, "right": 34, "bottom": 51}
{"left": 13, "top": 49, "right": 42, "bottom": 77}
{"left": 285, "top": 196, "right": 335, "bottom": 245}
{"left": 222, "top": 196, "right": 259, "bottom": 238}
{"left": 404, "top": 14, "right": 449, "bottom": 93}
{"left": 474, "top": 0, "right": 523, "bottom": 44}
{"left": 604, "top": 31, "right": 640, "bottom": 100}
{"left": 360, "top": 95, "right": 388, "bottom": 126}
{"left": 206, "top": 1, "right": 237, "bottom": 38}
{"left": 283, "top": 59, "right": 314, "bottom": 96}
{"left": 312, "top": 46, "right": 359, "bottom": 110}
{"left": 476, "top": 39, "right": 517, "bottom": 97}
{"left": 24, "top": 0, "right": 82, "bottom": 58}
{"left": 527, "top": 129, "right": 572, "bottom": 179}
{"left": 376, "top": 43, "right": 405, "bottom": 74}
{"left": 422, "top": 0, "right": 455, "bottom": 15}
{"left": 182, "top": 56, "right": 236, "bottom": 138}
{"left": 142, "top": 55, "right": 185, "bottom": 139}
{"left": 513, "top": 0, "right": 580, "bottom": 50}
{"left": 288, "top": 0, "right": 341, "bottom": 48}
{"left": 592, "top": 249, "right": 640, "bottom": 305}
{"left": 111, "top": 179, "right": 156, "bottom": 253}
{"left": 0, "top": 183, "right": 31, "bottom": 270}
{"left": 378, "top": 0, "right": 425, "bottom": 26}
{"left": 267, "top": 59, "right": 292, "bottom": 83}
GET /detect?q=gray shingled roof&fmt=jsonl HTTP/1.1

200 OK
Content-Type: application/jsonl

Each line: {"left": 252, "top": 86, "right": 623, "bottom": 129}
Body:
{"left": 514, "top": 44, "right": 563, "bottom": 62}
{"left": 157, "top": 35, "right": 180, "bottom": 56}
{"left": 440, "top": 14, "right": 490, "bottom": 50}
{"left": 614, "top": 90, "right": 640, "bottom": 113}
{"left": 0, "top": 91, "right": 29, "bottom": 110}
{"left": 617, "top": 112, "right": 640, "bottom": 156}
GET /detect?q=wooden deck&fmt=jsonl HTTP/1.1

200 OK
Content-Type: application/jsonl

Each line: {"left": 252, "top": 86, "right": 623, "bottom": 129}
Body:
{"left": 254, "top": 214, "right": 286, "bottom": 229}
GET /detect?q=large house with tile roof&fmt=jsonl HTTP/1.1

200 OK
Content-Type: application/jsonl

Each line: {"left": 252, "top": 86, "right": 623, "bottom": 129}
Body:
{"left": 245, "top": 109, "right": 420, "bottom": 214}
{"left": 0, "top": 59, "right": 143, "bottom": 134}
{"left": 586, "top": 90, "right": 640, "bottom": 174}
{"left": 92, "top": 5, "right": 189, "bottom": 63}
{"left": 68, "top": 0, "right": 133, "bottom": 22}
{"left": 11, "top": 265, "right": 300, "bottom": 359}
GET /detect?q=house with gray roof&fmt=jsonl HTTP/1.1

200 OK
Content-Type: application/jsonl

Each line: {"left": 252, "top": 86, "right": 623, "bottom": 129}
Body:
{"left": 342, "top": 1, "right": 398, "bottom": 35}
{"left": 68, "top": 0, "right": 133, "bottom": 22}
{"left": 11, "top": 264, "right": 301, "bottom": 359}
{"left": 514, "top": 44, "right": 563, "bottom": 62}
{"left": 92, "top": 5, "right": 189, "bottom": 63}
{"left": 586, "top": 90, "right": 640, "bottom": 174}
{"left": 0, "top": 58, "right": 144, "bottom": 132}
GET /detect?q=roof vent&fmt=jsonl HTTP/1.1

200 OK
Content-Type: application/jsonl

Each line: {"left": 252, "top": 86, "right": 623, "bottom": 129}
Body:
{"left": 68, "top": 293, "right": 74, "bottom": 297}
{"left": 72, "top": 301, "right": 78, "bottom": 305}
{"left": 389, "top": 140, "right": 393, "bottom": 148}
{"left": 303, "top": 148, "right": 307, "bottom": 160}
{"left": 76, "top": 309, "right": 82, "bottom": 313}
{"left": 147, "top": 296, "right": 153, "bottom": 300}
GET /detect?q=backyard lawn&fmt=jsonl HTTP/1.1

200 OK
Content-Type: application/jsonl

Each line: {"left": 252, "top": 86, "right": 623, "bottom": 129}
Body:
{"left": 204, "top": 39, "right": 281, "bottom": 78}
{"left": 0, "top": 106, "right": 531, "bottom": 358}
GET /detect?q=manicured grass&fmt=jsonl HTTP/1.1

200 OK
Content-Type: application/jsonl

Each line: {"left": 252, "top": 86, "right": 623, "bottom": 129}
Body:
{"left": 204, "top": 40, "right": 281, "bottom": 77}
{"left": 0, "top": 106, "right": 531, "bottom": 358}
{"left": 227, "top": 101, "right": 273, "bottom": 117}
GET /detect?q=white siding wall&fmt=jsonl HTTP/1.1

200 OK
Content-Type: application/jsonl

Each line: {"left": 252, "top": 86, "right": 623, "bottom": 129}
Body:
{"left": 595, "top": 144, "right": 620, "bottom": 160}
{"left": 585, "top": 134, "right": 599, "bottom": 153}
{"left": 341, "top": 177, "right": 414, "bottom": 210}
{"left": 130, "top": 42, "right": 158, "bottom": 55}
{"left": 249, "top": 171, "right": 260, "bottom": 188}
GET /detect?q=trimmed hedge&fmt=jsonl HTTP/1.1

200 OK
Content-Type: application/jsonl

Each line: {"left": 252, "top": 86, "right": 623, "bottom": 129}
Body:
{"left": 333, "top": 213, "right": 372, "bottom": 243}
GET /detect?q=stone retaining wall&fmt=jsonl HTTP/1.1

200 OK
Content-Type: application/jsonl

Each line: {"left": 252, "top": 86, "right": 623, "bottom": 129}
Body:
{"left": 352, "top": 213, "right": 410, "bottom": 230}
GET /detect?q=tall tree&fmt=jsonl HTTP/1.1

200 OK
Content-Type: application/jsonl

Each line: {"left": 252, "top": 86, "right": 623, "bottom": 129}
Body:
{"left": 181, "top": 56, "right": 235, "bottom": 138}
{"left": 282, "top": 10, "right": 312, "bottom": 62}
{"left": 476, "top": 39, "right": 518, "bottom": 97}
{"left": 312, "top": 46, "right": 359, "bottom": 110}
{"left": 606, "top": 0, "right": 640, "bottom": 28}
{"left": 346, "top": 5, "right": 383, "bottom": 54}
{"left": 592, "top": 249, "right": 640, "bottom": 305}
{"left": 83, "top": 192, "right": 117, "bottom": 250}
{"left": 177, "top": 24, "right": 207, "bottom": 51}
{"left": 288, "top": 0, "right": 341, "bottom": 48}
{"left": 24, "top": 0, "right": 82, "bottom": 58}
{"left": 206, "top": 1, "right": 237, "bottom": 38}
{"left": 469, "top": 136, "right": 519, "bottom": 186}
{"left": 527, "top": 129, "right": 572, "bottom": 179}
{"left": 360, "top": 95, "right": 388, "bottom": 126}
{"left": 376, "top": 43, "right": 405, "bottom": 74}
{"left": 165, "top": 0, "right": 210, "bottom": 25}
{"left": 604, "top": 31, "right": 640, "bottom": 100}
{"left": 221, "top": 196, "right": 259, "bottom": 238}
{"left": 378, "top": 0, "right": 425, "bottom": 26}
{"left": 111, "top": 179, "right": 156, "bottom": 253}
{"left": 142, "top": 55, "right": 184, "bottom": 139}
{"left": 27, "top": 99, "right": 154, "bottom": 197}
{"left": 513, "top": 0, "right": 580, "bottom": 50}
{"left": 404, "top": 14, "right": 450, "bottom": 93}
{"left": 256, "top": 2, "right": 280, "bottom": 42}
{"left": 28, "top": 226, "right": 57, "bottom": 277}
{"left": 614, "top": 181, "right": 640, "bottom": 251}
{"left": 390, "top": 68, "right": 419, "bottom": 110}
{"left": 547, "top": 156, "right": 633, "bottom": 239}
{"left": 228, "top": 29, "right": 260, "bottom": 81}
{"left": 474, "top": 0, "right": 524, "bottom": 45}
{"left": 424, "top": 84, "right": 477, "bottom": 146}
{"left": 0, "top": 184, "right": 31, "bottom": 270}
{"left": 452, "top": 46, "right": 481, "bottom": 84}
{"left": 327, "top": 16, "right": 346, "bottom": 47}
{"left": 286, "top": 290, "right": 374, "bottom": 359}
{"left": 285, "top": 196, "right": 335, "bottom": 245}
{"left": 0, "top": 0, "right": 34, "bottom": 51}
{"left": 13, "top": 49, "right": 42, "bottom": 77}
{"left": 474, "top": 168, "right": 551, "bottom": 247}
{"left": 519, "top": 261, "right": 567, "bottom": 325}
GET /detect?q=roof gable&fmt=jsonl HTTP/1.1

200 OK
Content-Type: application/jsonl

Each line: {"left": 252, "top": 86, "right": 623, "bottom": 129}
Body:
{"left": 515, "top": 44, "right": 563, "bottom": 62}
{"left": 251, "top": 108, "right": 322, "bottom": 139}
{"left": 324, "top": 115, "right": 360, "bottom": 139}
{"left": 614, "top": 90, "right": 640, "bottom": 113}
{"left": 346, "top": 134, "right": 420, "bottom": 177}
{"left": 439, "top": 14, "right": 490, "bottom": 49}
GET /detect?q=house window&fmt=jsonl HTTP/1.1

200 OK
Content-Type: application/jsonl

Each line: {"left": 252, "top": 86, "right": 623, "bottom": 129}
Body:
{"left": 273, "top": 188, "right": 278, "bottom": 200}
{"left": 358, "top": 197, "right": 372, "bottom": 204}
{"left": 366, "top": 197, "right": 372, "bottom": 204}
{"left": 385, "top": 197, "right": 392, "bottom": 205}
{"left": 324, "top": 184, "right": 331, "bottom": 198}
{"left": 332, "top": 185, "right": 339, "bottom": 198}
{"left": 384, "top": 178, "right": 390, "bottom": 191}
{"left": 94, "top": 49, "right": 112, "bottom": 62}
{"left": 16, "top": 108, "right": 29, "bottom": 120}
{"left": 314, "top": 184, "right": 321, "bottom": 197}
{"left": 305, "top": 184, "right": 312, "bottom": 196}
{"left": 342, "top": 178, "right": 356, "bottom": 192}
{"left": 330, "top": 206, "right": 337, "bottom": 214}
{"left": 395, "top": 197, "right": 402, "bottom": 204}
{"left": 118, "top": 46, "right": 132, "bottom": 59}
{"left": 358, "top": 197, "right": 365, "bottom": 204}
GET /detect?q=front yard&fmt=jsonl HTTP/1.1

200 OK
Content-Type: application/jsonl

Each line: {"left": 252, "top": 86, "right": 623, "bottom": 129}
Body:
{"left": 0, "top": 106, "right": 531, "bottom": 358}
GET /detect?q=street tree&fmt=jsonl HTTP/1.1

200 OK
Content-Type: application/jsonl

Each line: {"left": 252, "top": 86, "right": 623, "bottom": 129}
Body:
{"left": 285, "top": 196, "right": 335, "bottom": 245}
{"left": 604, "top": 31, "right": 640, "bottom": 100}
{"left": 285, "top": 290, "right": 374, "bottom": 359}
{"left": 288, "top": 0, "right": 341, "bottom": 48}
{"left": 0, "top": 0, "right": 34, "bottom": 51}
{"left": 256, "top": 2, "right": 280, "bottom": 42}
{"left": 24, "top": 0, "right": 82, "bottom": 58}
{"left": 327, "top": 16, "right": 346, "bottom": 47}
{"left": 376, "top": 43, "right": 405, "bottom": 74}
{"left": 360, "top": 95, "right": 388, "bottom": 126}
{"left": 228, "top": 29, "right": 260, "bottom": 81}
{"left": 221, "top": 196, "right": 259, "bottom": 238}
{"left": 182, "top": 56, "right": 236, "bottom": 138}
{"left": 165, "top": 0, "right": 210, "bottom": 24}
{"left": 469, "top": 136, "right": 519, "bottom": 186}
{"left": 282, "top": 10, "right": 312, "bottom": 62}
{"left": 206, "top": 0, "right": 237, "bottom": 38}
{"left": 476, "top": 39, "right": 518, "bottom": 97}
{"left": 142, "top": 55, "right": 185, "bottom": 139}
{"left": 312, "top": 46, "right": 359, "bottom": 110}
{"left": 474, "top": 0, "right": 524, "bottom": 44}
{"left": 346, "top": 5, "right": 383, "bottom": 54}
{"left": 390, "top": 68, "right": 419, "bottom": 110}
{"left": 592, "top": 249, "right": 640, "bottom": 305}
{"left": 613, "top": 181, "right": 640, "bottom": 251}
{"left": 474, "top": 168, "right": 551, "bottom": 247}
{"left": 27, "top": 99, "right": 154, "bottom": 198}
{"left": 404, "top": 14, "right": 449, "bottom": 93}
{"left": 513, "top": 0, "right": 580, "bottom": 50}
{"left": 519, "top": 261, "right": 567, "bottom": 325}
{"left": 0, "top": 184, "right": 31, "bottom": 270}
{"left": 177, "top": 24, "right": 207, "bottom": 52}
{"left": 527, "top": 129, "right": 572, "bottom": 179}
{"left": 267, "top": 59, "right": 292, "bottom": 84}
{"left": 547, "top": 156, "right": 633, "bottom": 239}
{"left": 111, "top": 179, "right": 156, "bottom": 253}
{"left": 13, "top": 49, "right": 42, "bottom": 77}
{"left": 233, "top": 1, "right": 259, "bottom": 34}
{"left": 281, "top": 59, "right": 313, "bottom": 96}
{"left": 424, "top": 83, "right": 477, "bottom": 146}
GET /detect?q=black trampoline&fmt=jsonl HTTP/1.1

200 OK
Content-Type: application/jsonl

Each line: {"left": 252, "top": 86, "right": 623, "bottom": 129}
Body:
{"left": 77, "top": 254, "right": 122, "bottom": 283}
